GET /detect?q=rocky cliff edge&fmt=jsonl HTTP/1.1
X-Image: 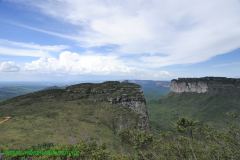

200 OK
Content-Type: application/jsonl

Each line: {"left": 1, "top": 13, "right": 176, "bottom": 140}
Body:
{"left": 170, "top": 77, "right": 240, "bottom": 93}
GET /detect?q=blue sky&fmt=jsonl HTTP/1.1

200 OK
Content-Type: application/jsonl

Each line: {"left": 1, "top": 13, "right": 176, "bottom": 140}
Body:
{"left": 0, "top": 0, "right": 240, "bottom": 82}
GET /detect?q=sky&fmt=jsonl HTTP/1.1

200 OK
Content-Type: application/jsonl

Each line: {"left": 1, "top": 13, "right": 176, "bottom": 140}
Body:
{"left": 0, "top": 0, "right": 240, "bottom": 82}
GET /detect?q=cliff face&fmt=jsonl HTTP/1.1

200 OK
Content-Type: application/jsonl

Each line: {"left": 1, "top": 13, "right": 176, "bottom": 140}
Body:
{"left": 170, "top": 77, "right": 240, "bottom": 93}
{"left": 171, "top": 79, "right": 208, "bottom": 93}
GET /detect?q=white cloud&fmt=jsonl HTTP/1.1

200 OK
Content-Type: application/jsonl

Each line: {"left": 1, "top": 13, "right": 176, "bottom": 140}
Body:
{"left": 0, "top": 37, "right": 172, "bottom": 79}
{"left": 24, "top": 51, "right": 133, "bottom": 75}
{"left": 23, "top": 51, "right": 172, "bottom": 79}
{"left": 11, "top": 0, "right": 240, "bottom": 66}
{"left": 0, "top": 39, "right": 68, "bottom": 57}
{"left": 0, "top": 61, "right": 20, "bottom": 72}
{"left": 2, "top": 0, "right": 240, "bottom": 80}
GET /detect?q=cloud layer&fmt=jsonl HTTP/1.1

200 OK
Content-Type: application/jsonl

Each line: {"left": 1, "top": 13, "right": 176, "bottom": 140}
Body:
{"left": 23, "top": 51, "right": 171, "bottom": 79}
{"left": 1, "top": 0, "right": 240, "bottom": 79}
{"left": 24, "top": 51, "right": 132, "bottom": 75}
{"left": 15, "top": 0, "right": 240, "bottom": 67}
{"left": 0, "top": 39, "right": 68, "bottom": 57}
{"left": 0, "top": 38, "right": 171, "bottom": 79}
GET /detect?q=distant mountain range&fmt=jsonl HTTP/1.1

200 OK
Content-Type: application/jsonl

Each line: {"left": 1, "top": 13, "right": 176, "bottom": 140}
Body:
{"left": 0, "top": 85, "right": 47, "bottom": 101}
{"left": 127, "top": 80, "right": 170, "bottom": 101}
{"left": 0, "top": 80, "right": 171, "bottom": 101}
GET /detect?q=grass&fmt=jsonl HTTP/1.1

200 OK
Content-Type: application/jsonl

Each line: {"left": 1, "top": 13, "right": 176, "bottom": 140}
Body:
{"left": 0, "top": 99, "right": 140, "bottom": 150}
{"left": 0, "top": 82, "right": 144, "bottom": 151}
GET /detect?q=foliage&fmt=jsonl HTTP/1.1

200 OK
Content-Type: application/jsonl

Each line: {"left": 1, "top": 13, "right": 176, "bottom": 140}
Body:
{"left": 176, "top": 118, "right": 198, "bottom": 139}
{"left": 0, "top": 98, "right": 140, "bottom": 151}
{"left": 1, "top": 81, "right": 240, "bottom": 159}
{"left": 1, "top": 117, "right": 240, "bottom": 159}
{"left": 119, "top": 129, "right": 153, "bottom": 150}
{"left": 147, "top": 92, "right": 240, "bottom": 130}
{"left": 133, "top": 117, "right": 240, "bottom": 160}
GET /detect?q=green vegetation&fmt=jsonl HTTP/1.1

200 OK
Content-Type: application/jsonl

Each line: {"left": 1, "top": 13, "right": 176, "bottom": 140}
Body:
{"left": 148, "top": 92, "right": 240, "bottom": 131}
{"left": 1, "top": 81, "right": 240, "bottom": 159}
{"left": 0, "top": 99, "right": 140, "bottom": 150}
{"left": 1, "top": 116, "right": 240, "bottom": 159}
{"left": 117, "top": 116, "right": 240, "bottom": 159}
{"left": 0, "top": 82, "right": 145, "bottom": 151}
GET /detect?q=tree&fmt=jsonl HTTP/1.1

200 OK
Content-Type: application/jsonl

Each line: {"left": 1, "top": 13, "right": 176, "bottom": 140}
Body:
{"left": 176, "top": 118, "right": 197, "bottom": 139}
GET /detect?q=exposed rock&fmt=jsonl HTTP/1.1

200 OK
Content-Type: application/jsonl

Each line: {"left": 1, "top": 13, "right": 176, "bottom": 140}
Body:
{"left": 170, "top": 77, "right": 240, "bottom": 93}
{"left": 171, "top": 79, "right": 208, "bottom": 93}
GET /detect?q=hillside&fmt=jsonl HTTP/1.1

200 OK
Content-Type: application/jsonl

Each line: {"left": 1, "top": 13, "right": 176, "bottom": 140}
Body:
{"left": 0, "top": 81, "right": 149, "bottom": 149}
{"left": 1, "top": 79, "right": 240, "bottom": 159}
{"left": 150, "top": 77, "right": 240, "bottom": 130}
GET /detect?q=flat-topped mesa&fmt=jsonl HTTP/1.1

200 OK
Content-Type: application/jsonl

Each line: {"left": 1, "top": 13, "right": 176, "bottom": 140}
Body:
{"left": 1, "top": 81, "right": 149, "bottom": 131}
{"left": 170, "top": 77, "right": 240, "bottom": 93}
{"left": 66, "top": 81, "right": 149, "bottom": 130}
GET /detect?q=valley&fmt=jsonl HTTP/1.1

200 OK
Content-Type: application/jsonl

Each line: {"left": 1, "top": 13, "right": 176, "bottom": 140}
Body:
{"left": 0, "top": 78, "right": 240, "bottom": 159}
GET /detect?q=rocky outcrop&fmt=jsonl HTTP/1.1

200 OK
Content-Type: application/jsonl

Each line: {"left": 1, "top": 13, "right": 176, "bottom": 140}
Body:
{"left": 66, "top": 81, "right": 149, "bottom": 130}
{"left": 171, "top": 79, "right": 208, "bottom": 93}
{"left": 170, "top": 77, "right": 240, "bottom": 93}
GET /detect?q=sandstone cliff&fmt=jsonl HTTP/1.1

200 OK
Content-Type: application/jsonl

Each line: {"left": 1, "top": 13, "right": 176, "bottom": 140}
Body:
{"left": 170, "top": 77, "right": 240, "bottom": 93}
